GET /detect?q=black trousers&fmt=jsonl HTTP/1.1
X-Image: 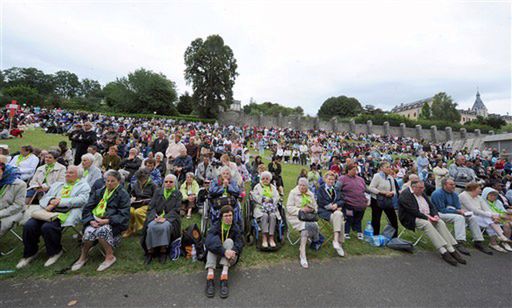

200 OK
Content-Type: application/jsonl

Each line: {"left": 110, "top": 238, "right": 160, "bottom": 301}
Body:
{"left": 344, "top": 207, "right": 366, "bottom": 234}
{"left": 370, "top": 199, "right": 398, "bottom": 238}
{"left": 22, "top": 218, "right": 62, "bottom": 258}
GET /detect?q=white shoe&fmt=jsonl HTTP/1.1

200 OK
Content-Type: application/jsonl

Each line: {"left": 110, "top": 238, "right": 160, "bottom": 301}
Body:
{"left": 71, "top": 258, "right": 88, "bottom": 272}
{"left": 300, "top": 256, "right": 308, "bottom": 269}
{"left": 357, "top": 233, "right": 364, "bottom": 240}
{"left": 333, "top": 241, "right": 345, "bottom": 257}
{"left": 489, "top": 244, "right": 507, "bottom": 253}
{"left": 16, "top": 254, "right": 37, "bottom": 269}
{"left": 344, "top": 234, "right": 351, "bottom": 240}
{"left": 501, "top": 242, "right": 512, "bottom": 252}
{"left": 97, "top": 257, "right": 116, "bottom": 272}
{"left": 44, "top": 250, "right": 63, "bottom": 267}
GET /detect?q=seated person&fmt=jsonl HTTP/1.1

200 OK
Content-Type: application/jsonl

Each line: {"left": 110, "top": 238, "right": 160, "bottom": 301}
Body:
{"left": 251, "top": 171, "right": 280, "bottom": 248}
{"left": 124, "top": 169, "right": 157, "bottom": 237}
{"left": 27, "top": 150, "right": 66, "bottom": 204}
{"left": 102, "top": 146, "right": 121, "bottom": 171}
{"left": 172, "top": 148, "right": 193, "bottom": 183}
{"left": 317, "top": 171, "right": 345, "bottom": 257}
{"left": 80, "top": 153, "right": 102, "bottom": 189}
{"left": 8, "top": 145, "right": 39, "bottom": 182}
{"left": 72, "top": 170, "right": 130, "bottom": 272}
{"left": 204, "top": 205, "right": 244, "bottom": 299}
{"left": 179, "top": 172, "right": 200, "bottom": 219}
{"left": 399, "top": 180, "right": 466, "bottom": 266}
{"left": 195, "top": 155, "right": 215, "bottom": 185}
{"left": 460, "top": 182, "right": 511, "bottom": 253}
{"left": 154, "top": 152, "right": 167, "bottom": 177}
{"left": 119, "top": 148, "right": 142, "bottom": 182}
{"left": 431, "top": 178, "right": 491, "bottom": 255}
{"left": 481, "top": 187, "right": 512, "bottom": 252}
{"left": 131, "top": 159, "right": 162, "bottom": 187}
{"left": 16, "top": 166, "right": 90, "bottom": 269}
{"left": 141, "top": 174, "right": 182, "bottom": 264}
{"left": 286, "top": 177, "right": 320, "bottom": 269}
{"left": 0, "top": 163, "right": 26, "bottom": 237}
{"left": 209, "top": 167, "right": 241, "bottom": 223}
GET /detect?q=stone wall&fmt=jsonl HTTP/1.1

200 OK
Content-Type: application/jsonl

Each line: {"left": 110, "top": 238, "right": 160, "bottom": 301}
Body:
{"left": 219, "top": 110, "right": 493, "bottom": 145}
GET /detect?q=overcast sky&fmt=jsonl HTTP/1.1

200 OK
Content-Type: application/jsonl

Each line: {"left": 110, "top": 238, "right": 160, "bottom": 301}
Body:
{"left": 2, "top": 0, "right": 511, "bottom": 116}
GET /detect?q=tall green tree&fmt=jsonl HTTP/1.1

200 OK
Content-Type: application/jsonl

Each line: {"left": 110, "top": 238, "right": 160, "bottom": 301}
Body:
{"left": 184, "top": 34, "right": 238, "bottom": 118}
{"left": 317, "top": 96, "right": 363, "bottom": 120}
{"left": 0, "top": 85, "right": 41, "bottom": 105}
{"left": 177, "top": 91, "right": 194, "bottom": 115}
{"left": 243, "top": 101, "right": 304, "bottom": 117}
{"left": 79, "top": 78, "right": 102, "bottom": 98}
{"left": 53, "top": 71, "right": 81, "bottom": 98}
{"left": 2, "top": 67, "right": 55, "bottom": 94}
{"left": 430, "top": 92, "right": 461, "bottom": 122}
{"left": 418, "top": 103, "right": 432, "bottom": 120}
{"left": 103, "top": 68, "right": 178, "bottom": 115}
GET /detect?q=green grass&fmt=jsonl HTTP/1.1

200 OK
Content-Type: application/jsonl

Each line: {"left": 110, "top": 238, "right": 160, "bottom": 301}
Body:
{"left": 1, "top": 128, "right": 68, "bottom": 153}
{"left": 0, "top": 131, "right": 441, "bottom": 280}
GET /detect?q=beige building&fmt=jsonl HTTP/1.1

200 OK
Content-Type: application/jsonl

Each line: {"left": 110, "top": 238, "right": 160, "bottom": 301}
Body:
{"left": 391, "top": 91, "right": 489, "bottom": 125}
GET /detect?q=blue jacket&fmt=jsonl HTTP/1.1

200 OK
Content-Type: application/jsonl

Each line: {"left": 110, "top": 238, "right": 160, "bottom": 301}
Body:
{"left": 209, "top": 179, "right": 240, "bottom": 199}
{"left": 205, "top": 221, "right": 244, "bottom": 256}
{"left": 173, "top": 155, "right": 193, "bottom": 174}
{"left": 316, "top": 183, "right": 344, "bottom": 220}
{"left": 430, "top": 188, "right": 461, "bottom": 214}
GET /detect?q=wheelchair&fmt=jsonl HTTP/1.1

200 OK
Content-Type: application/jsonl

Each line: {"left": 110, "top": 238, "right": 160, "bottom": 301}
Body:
{"left": 200, "top": 193, "right": 244, "bottom": 238}
{"left": 243, "top": 195, "right": 287, "bottom": 251}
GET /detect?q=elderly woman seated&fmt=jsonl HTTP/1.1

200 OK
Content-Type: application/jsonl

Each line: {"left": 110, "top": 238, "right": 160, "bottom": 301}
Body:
{"left": 8, "top": 145, "right": 39, "bottom": 182}
{"left": 72, "top": 170, "right": 130, "bottom": 272}
{"left": 286, "top": 177, "right": 319, "bottom": 269}
{"left": 80, "top": 153, "right": 102, "bottom": 189}
{"left": 16, "top": 166, "right": 90, "bottom": 269}
{"left": 180, "top": 172, "right": 200, "bottom": 219}
{"left": 482, "top": 187, "right": 512, "bottom": 252}
{"left": 154, "top": 152, "right": 167, "bottom": 177}
{"left": 251, "top": 171, "right": 280, "bottom": 248}
{"left": 141, "top": 174, "right": 182, "bottom": 264}
{"left": 209, "top": 166, "right": 241, "bottom": 225}
{"left": 0, "top": 162, "right": 26, "bottom": 238}
{"left": 26, "top": 150, "right": 66, "bottom": 204}
{"left": 124, "top": 169, "right": 157, "bottom": 237}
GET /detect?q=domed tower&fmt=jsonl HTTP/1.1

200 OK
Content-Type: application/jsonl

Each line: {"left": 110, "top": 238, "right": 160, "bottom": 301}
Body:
{"left": 471, "top": 91, "right": 488, "bottom": 117}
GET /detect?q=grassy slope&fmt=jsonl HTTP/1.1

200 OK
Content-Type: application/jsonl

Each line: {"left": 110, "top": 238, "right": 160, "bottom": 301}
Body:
{"left": 0, "top": 130, "right": 440, "bottom": 280}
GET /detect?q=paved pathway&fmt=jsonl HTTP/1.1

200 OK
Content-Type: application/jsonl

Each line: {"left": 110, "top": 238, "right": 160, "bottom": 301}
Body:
{"left": 0, "top": 250, "right": 510, "bottom": 307}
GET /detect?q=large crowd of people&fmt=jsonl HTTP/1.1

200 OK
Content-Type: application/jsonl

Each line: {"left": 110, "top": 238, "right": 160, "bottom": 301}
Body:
{"left": 1, "top": 107, "right": 511, "bottom": 299}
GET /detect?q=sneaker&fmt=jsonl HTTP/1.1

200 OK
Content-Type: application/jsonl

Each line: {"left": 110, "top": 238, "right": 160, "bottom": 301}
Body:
{"left": 450, "top": 250, "right": 467, "bottom": 265}
{"left": 501, "top": 242, "right": 512, "bottom": 252}
{"left": 261, "top": 240, "right": 268, "bottom": 248}
{"left": 269, "top": 239, "right": 277, "bottom": 248}
{"left": 490, "top": 244, "right": 507, "bottom": 253}
{"left": 300, "top": 256, "right": 309, "bottom": 269}
{"left": 44, "top": 250, "right": 63, "bottom": 267}
{"left": 16, "top": 254, "right": 38, "bottom": 269}
{"left": 474, "top": 241, "right": 493, "bottom": 255}
{"left": 97, "top": 257, "right": 117, "bottom": 272}
{"left": 205, "top": 279, "right": 215, "bottom": 298}
{"left": 71, "top": 258, "right": 88, "bottom": 272}
{"left": 333, "top": 241, "right": 345, "bottom": 257}
{"left": 357, "top": 233, "right": 364, "bottom": 240}
{"left": 219, "top": 279, "right": 229, "bottom": 299}
{"left": 441, "top": 252, "right": 457, "bottom": 266}
{"left": 455, "top": 242, "right": 471, "bottom": 256}
{"left": 344, "top": 234, "right": 351, "bottom": 240}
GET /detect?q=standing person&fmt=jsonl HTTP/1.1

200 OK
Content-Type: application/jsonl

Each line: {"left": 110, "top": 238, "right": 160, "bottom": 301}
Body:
{"left": 204, "top": 205, "right": 244, "bottom": 299}
{"left": 70, "top": 122, "right": 97, "bottom": 166}
{"left": 338, "top": 163, "right": 369, "bottom": 240}
{"left": 299, "top": 142, "right": 308, "bottom": 166}
{"left": 151, "top": 130, "right": 169, "bottom": 158}
{"left": 433, "top": 160, "right": 449, "bottom": 190}
{"left": 186, "top": 136, "right": 200, "bottom": 166}
{"left": 268, "top": 156, "right": 284, "bottom": 196}
{"left": 368, "top": 162, "right": 399, "bottom": 238}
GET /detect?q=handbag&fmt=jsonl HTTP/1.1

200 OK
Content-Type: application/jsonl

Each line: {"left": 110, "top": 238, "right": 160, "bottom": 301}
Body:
{"left": 31, "top": 209, "right": 59, "bottom": 222}
{"left": 212, "top": 196, "right": 236, "bottom": 210}
{"left": 298, "top": 209, "right": 318, "bottom": 222}
{"left": 376, "top": 195, "right": 394, "bottom": 210}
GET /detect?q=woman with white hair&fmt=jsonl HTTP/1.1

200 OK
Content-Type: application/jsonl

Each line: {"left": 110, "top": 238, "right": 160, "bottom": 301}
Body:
{"left": 154, "top": 152, "right": 167, "bottom": 177}
{"left": 251, "top": 171, "right": 280, "bottom": 248}
{"left": 141, "top": 174, "right": 182, "bottom": 264}
{"left": 81, "top": 153, "right": 102, "bottom": 188}
{"left": 286, "top": 177, "right": 319, "bottom": 268}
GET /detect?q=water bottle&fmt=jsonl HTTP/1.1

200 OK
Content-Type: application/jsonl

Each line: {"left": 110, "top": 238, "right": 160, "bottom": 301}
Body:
{"left": 364, "top": 221, "right": 374, "bottom": 243}
{"left": 191, "top": 244, "right": 197, "bottom": 262}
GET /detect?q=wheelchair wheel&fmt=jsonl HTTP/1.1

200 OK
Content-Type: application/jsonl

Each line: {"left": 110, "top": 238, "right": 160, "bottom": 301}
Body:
{"left": 200, "top": 200, "right": 209, "bottom": 236}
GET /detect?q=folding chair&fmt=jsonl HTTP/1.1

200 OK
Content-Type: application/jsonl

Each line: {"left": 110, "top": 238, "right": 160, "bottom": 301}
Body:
{"left": 398, "top": 228, "right": 425, "bottom": 246}
{"left": 317, "top": 218, "right": 334, "bottom": 244}
{"left": 0, "top": 227, "right": 24, "bottom": 256}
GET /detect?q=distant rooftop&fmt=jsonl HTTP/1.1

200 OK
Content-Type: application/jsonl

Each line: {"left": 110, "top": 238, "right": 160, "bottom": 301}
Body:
{"left": 391, "top": 97, "right": 433, "bottom": 113}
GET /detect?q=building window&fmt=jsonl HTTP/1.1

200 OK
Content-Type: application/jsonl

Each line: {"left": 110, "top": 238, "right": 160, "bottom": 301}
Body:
{"left": 413, "top": 112, "right": 416, "bottom": 117}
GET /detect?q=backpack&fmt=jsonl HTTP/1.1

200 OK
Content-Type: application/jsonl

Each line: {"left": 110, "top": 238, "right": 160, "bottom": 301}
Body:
{"left": 386, "top": 238, "right": 414, "bottom": 253}
{"left": 181, "top": 224, "right": 206, "bottom": 261}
